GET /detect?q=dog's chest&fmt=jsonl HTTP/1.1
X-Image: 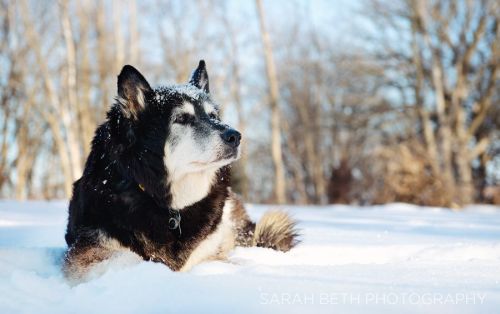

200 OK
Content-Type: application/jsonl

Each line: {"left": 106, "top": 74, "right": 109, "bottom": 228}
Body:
{"left": 180, "top": 198, "right": 235, "bottom": 271}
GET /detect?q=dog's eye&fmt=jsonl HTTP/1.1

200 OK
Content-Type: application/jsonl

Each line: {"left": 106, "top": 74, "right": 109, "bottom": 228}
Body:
{"left": 174, "top": 114, "right": 195, "bottom": 125}
{"left": 208, "top": 113, "right": 218, "bottom": 120}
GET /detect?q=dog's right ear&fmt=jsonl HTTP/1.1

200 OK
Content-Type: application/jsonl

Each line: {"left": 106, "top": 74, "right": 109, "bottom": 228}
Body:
{"left": 117, "top": 65, "right": 152, "bottom": 120}
{"left": 188, "top": 60, "right": 209, "bottom": 93}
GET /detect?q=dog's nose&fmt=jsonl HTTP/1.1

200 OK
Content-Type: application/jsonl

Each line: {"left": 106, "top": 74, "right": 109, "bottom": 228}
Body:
{"left": 220, "top": 129, "right": 241, "bottom": 148}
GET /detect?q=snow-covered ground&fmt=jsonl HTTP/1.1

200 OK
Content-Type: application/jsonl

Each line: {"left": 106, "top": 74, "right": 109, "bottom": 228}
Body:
{"left": 0, "top": 200, "right": 499, "bottom": 313}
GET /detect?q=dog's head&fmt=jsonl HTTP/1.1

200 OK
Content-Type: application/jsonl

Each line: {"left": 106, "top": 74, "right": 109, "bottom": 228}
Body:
{"left": 112, "top": 61, "right": 240, "bottom": 208}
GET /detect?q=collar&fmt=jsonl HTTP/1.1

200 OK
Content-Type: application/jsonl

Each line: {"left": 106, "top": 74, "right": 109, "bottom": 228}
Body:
{"left": 138, "top": 183, "right": 182, "bottom": 237}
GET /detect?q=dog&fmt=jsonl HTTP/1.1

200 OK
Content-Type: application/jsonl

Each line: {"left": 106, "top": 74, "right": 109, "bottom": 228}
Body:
{"left": 63, "top": 61, "right": 298, "bottom": 282}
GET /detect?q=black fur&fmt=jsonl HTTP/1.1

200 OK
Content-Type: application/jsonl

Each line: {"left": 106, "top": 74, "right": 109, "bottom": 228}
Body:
{"left": 65, "top": 64, "right": 231, "bottom": 271}
{"left": 189, "top": 60, "right": 210, "bottom": 93}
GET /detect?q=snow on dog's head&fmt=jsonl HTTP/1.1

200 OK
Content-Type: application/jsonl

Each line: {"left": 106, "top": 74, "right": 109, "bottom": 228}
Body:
{"left": 113, "top": 60, "right": 240, "bottom": 209}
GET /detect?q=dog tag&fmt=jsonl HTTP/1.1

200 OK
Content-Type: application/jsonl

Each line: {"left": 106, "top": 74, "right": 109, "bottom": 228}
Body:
{"left": 168, "top": 209, "right": 182, "bottom": 236}
{"left": 168, "top": 217, "right": 179, "bottom": 229}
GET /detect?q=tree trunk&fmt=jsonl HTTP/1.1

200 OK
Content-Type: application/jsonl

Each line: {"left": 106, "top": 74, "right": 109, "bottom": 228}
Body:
{"left": 283, "top": 120, "right": 308, "bottom": 204}
{"left": 96, "top": 0, "right": 110, "bottom": 118}
{"left": 129, "top": 0, "right": 139, "bottom": 65}
{"left": 113, "top": 0, "right": 125, "bottom": 74}
{"left": 416, "top": 0, "right": 456, "bottom": 203}
{"left": 256, "top": 0, "right": 287, "bottom": 204}
{"left": 228, "top": 33, "right": 249, "bottom": 200}
{"left": 410, "top": 11, "right": 439, "bottom": 176}
{"left": 20, "top": 0, "right": 80, "bottom": 196}
{"left": 77, "top": 1, "right": 95, "bottom": 158}
{"left": 60, "top": 0, "right": 84, "bottom": 180}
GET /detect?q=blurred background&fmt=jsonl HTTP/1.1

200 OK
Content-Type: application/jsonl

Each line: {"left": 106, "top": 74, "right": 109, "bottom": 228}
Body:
{"left": 0, "top": 0, "right": 498, "bottom": 207}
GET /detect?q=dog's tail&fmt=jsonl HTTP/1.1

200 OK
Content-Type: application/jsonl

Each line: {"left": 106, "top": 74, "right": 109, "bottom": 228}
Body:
{"left": 252, "top": 210, "right": 299, "bottom": 252}
{"left": 230, "top": 192, "right": 299, "bottom": 251}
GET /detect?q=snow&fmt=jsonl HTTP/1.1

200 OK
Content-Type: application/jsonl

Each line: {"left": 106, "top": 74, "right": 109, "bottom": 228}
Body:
{"left": 0, "top": 200, "right": 499, "bottom": 313}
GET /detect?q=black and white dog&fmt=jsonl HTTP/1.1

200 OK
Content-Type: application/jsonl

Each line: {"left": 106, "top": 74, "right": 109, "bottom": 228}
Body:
{"left": 64, "top": 61, "right": 298, "bottom": 282}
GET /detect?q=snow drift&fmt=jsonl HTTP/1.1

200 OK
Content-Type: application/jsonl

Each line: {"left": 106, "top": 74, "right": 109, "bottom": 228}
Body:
{"left": 0, "top": 200, "right": 499, "bottom": 313}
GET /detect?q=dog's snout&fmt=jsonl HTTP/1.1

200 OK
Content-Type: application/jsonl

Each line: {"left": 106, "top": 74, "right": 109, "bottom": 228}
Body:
{"left": 220, "top": 129, "right": 241, "bottom": 148}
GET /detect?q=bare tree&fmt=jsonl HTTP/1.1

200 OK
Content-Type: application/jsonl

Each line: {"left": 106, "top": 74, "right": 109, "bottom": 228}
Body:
{"left": 255, "top": 0, "right": 287, "bottom": 204}
{"left": 129, "top": 0, "right": 139, "bottom": 65}
{"left": 219, "top": 7, "right": 250, "bottom": 199}
{"left": 364, "top": 0, "right": 499, "bottom": 206}
{"left": 1, "top": 0, "right": 497, "bottom": 205}
{"left": 60, "top": 0, "right": 84, "bottom": 179}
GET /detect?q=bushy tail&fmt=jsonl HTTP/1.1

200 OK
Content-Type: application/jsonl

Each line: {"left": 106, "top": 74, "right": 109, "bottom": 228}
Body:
{"left": 252, "top": 210, "right": 299, "bottom": 252}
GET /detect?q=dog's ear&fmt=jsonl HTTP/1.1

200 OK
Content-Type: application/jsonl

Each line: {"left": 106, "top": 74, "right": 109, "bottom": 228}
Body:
{"left": 117, "top": 65, "right": 152, "bottom": 119}
{"left": 188, "top": 60, "right": 209, "bottom": 93}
